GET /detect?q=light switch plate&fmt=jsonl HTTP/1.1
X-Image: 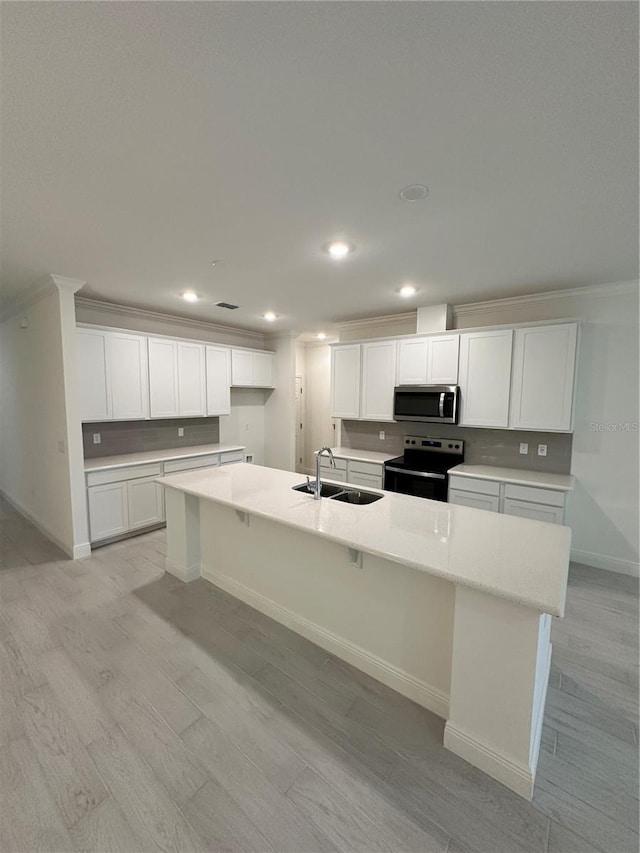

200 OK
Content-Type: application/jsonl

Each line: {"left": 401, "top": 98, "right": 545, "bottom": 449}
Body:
{"left": 379, "top": 431, "right": 385, "bottom": 440}
{"left": 178, "top": 427, "right": 184, "bottom": 437}
{"left": 519, "top": 443, "right": 528, "bottom": 455}
{"left": 93, "top": 433, "right": 101, "bottom": 444}
{"left": 538, "top": 444, "right": 548, "bottom": 457}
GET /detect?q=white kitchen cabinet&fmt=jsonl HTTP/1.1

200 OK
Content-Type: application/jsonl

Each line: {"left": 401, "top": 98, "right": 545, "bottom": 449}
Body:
{"left": 127, "top": 477, "right": 165, "bottom": 529}
{"left": 458, "top": 329, "right": 513, "bottom": 428}
{"left": 396, "top": 338, "right": 429, "bottom": 385}
{"left": 87, "top": 482, "right": 129, "bottom": 541}
{"left": 361, "top": 341, "right": 397, "bottom": 421}
{"left": 148, "top": 337, "right": 179, "bottom": 418}
{"left": 503, "top": 498, "right": 564, "bottom": 525}
{"left": 205, "top": 346, "right": 231, "bottom": 415}
{"left": 509, "top": 323, "right": 577, "bottom": 432}
{"left": 77, "top": 328, "right": 111, "bottom": 421}
{"left": 108, "top": 332, "right": 149, "bottom": 420}
{"left": 427, "top": 335, "right": 459, "bottom": 385}
{"left": 347, "top": 460, "right": 383, "bottom": 489}
{"left": 177, "top": 341, "right": 206, "bottom": 417}
{"left": 330, "top": 345, "right": 361, "bottom": 419}
{"left": 448, "top": 489, "right": 500, "bottom": 513}
{"left": 231, "top": 350, "right": 274, "bottom": 388}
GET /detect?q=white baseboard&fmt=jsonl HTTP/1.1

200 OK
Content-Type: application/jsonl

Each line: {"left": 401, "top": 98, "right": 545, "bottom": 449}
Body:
{"left": 73, "top": 542, "right": 92, "bottom": 559}
{"left": 165, "top": 558, "right": 201, "bottom": 583}
{"left": 0, "top": 489, "right": 74, "bottom": 559}
{"left": 571, "top": 548, "right": 639, "bottom": 578}
{"left": 201, "top": 562, "right": 450, "bottom": 719}
{"left": 444, "top": 722, "right": 534, "bottom": 800}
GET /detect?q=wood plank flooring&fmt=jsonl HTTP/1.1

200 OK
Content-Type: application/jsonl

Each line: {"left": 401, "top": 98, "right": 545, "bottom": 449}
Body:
{"left": 1, "top": 496, "right": 638, "bottom": 852}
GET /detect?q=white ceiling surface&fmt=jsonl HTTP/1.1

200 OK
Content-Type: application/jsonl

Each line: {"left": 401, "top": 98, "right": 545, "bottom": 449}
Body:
{"left": 2, "top": 2, "right": 637, "bottom": 333}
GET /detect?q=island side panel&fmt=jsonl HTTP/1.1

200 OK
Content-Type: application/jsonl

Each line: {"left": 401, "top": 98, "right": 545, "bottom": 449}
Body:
{"left": 444, "top": 585, "right": 552, "bottom": 799}
{"left": 164, "top": 488, "right": 202, "bottom": 582}
{"left": 198, "top": 499, "right": 455, "bottom": 718}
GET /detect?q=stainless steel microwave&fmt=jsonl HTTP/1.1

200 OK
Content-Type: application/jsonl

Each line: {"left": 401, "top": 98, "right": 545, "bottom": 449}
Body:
{"left": 393, "top": 385, "right": 460, "bottom": 424}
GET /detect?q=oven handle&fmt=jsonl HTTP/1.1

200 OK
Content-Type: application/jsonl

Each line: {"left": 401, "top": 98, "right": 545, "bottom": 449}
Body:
{"left": 385, "top": 466, "right": 446, "bottom": 480}
{"left": 439, "top": 392, "right": 445, "bottom": 419}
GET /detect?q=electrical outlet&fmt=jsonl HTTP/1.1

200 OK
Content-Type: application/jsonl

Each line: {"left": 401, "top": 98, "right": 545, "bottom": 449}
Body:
{"left": 178, "top": 427, "right": 184, "bottom": 437}
{"left": 379, "top": 431, "right": 385, "bottom": 440}
{"left": 538, "top": 444, "right": 548, "bottom": 457}
{"left": 93, "top": 433, "right": 101, "bottom": 445}
{"left": 519, "top": 442, "right": 528, "bottom": 455}
{"left": 245, "top": 454, "right": 254, "bottom": 463}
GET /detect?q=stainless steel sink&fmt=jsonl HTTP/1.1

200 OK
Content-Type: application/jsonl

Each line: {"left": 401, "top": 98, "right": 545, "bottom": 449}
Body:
{"left": 292, "top": 482, "right": 346, "bottom": 498}
{"left": 330, "top": 489, "right": 383, "bottom": 505}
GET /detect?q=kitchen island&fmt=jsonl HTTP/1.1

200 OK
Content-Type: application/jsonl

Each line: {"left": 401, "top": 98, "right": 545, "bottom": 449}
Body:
{"left": 159, "top": 462, "right": 571, "bottom": 799}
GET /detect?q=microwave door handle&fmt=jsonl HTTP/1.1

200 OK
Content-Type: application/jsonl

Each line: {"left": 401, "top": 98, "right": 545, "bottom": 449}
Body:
{"left": 439, "top": 392, "right": 445, "bottom": 418}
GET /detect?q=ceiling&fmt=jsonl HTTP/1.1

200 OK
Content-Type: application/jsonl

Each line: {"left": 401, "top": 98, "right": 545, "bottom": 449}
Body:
{"left": 1, "top": 2, "right": 638, "bottom": 333}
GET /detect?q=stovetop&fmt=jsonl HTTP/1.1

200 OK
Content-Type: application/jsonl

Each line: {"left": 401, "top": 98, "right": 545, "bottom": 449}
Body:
{"left": 385, "top": 435, "right": 464, "bottom": 474}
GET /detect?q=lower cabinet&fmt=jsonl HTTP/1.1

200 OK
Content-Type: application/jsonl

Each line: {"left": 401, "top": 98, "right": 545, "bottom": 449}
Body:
{"left": 448, "top": 474, "right": 567, "bottom": 524}
{"left": 502, "top": 497, "right": 565, "bottom": 525}
{"left": 319, "top": 456, "right": 384, "bottom": 490}
{"left": 127, "top": 477, "right": 164, "bottom": 530}
{"left": 448, "top": 489, "right": 500, "bottom": 513}
{"left": 87, "top": 482, "right": 130, "bottom": 542}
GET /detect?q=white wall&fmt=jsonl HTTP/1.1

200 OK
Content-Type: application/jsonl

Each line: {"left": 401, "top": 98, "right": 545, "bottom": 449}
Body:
{"left": 0, "top": 277, "right": 89, "bottom": 557}
{"left": 452, "top": 282, "right": 639, "bottom": 576}
{"left": 264, "top": 334, "right": 297, "bottom": 471}
{"left": 219, "top": 388, "right": 267, "bottom": 465}
{"left": 303, "top": 342, "right": 336, "bottom": 473}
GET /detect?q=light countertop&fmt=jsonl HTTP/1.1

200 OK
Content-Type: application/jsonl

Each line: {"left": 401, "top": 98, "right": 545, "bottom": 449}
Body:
{"left": 84, "top": 443, "right": 246, "bottom": 472}
{"left": 449, "top": 464, "right": 575, "bottom": 492}
{"left": 159, "top": 463, "right": 571, "bottom": 616}
{"left": 315, "top": 447, "right": 398, "bottom": 465}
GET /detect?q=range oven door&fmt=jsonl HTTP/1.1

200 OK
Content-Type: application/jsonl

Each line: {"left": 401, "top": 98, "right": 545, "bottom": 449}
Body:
{"left": 383, "top": 465, "right": 449, "bottom": 502}
{"left": 393, "top": 385, "right": 459, "bottom": 424}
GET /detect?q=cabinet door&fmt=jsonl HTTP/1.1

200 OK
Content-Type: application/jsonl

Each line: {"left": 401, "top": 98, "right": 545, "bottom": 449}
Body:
{"left": 509, "top": 323, "right": 577, "bottom": 432}
{"left": 448, "top": 489, "right": 500, "bottom": 513}
{"left": 396, "top": 338, "right": 428, "bottom": 385}
{"left": 76, "top": 329, "right": 111, "bottom": 421}
{"left": 148, "top": 338, "right": 179, "bottom": 418}
{"left": 88, "top": 482, "right": 128, "bottom": 542}
{"left": 330, "top": 345, "right": 361, "bottom": 419}
{"left": 361, "top": 341, "right": 397, "bottom": 421}
{"left": 503, "top": 498, "right": 564, "bottom": 525}
{"left": 458, "top": 330, "right": 513, "bottom": 427}
{"left": 127, "top": 477, "right": 165, "bottom": 530}
{"left": 177, "top": 341, "right": 206, "bottom": 416}
{"left": 205, "top": 346, "right": 231, "bottom": 415}
{"left": 427, "top": 335, "right": 460, "bottom": 385}
{"left": 108, "top": 332, "right": 149, "bottom": 420}
{"left": 253, "top": 352, "right": 274, "bottom": 388}
{"left": 231, "top": 350, "right": 254, "bottom": 386}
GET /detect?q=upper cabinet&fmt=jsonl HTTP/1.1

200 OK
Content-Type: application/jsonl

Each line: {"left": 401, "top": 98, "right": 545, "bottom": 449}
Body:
{"left": 176, "top": 341, "right": 206, "bottom": 417}
{"left": 330, "top": 344, "right": 361, "bottom": 419}
{"left": 458, "top": 329, "right": 513, "bottom": 428}
{"left": 205, "top": 346, "right": 231, "bottom": 416}
{"left": 231, "top": 349, "right": 274, "bottom": 388}
{"left": 361, "top": 340, "right": 397, "bottom": 421}
{"left": 148, "top": 338, "right": 180, "bottom": 418}
{"left": 76, "top": 328, "right": 148, "bottom": 422}
{"left": 396, "top": 335, "right": 459, "bottom": 385}
{"left": 509, "top": 323, "right": 577, "bottom": 432}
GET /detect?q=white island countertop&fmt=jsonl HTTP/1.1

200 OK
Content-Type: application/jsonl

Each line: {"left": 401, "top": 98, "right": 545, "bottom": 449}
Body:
{"left": 84, "top": 443, "right": 246, "bottom": 472}
{"left": 159, "top": 462, "right": 571, "bottom": 616}
{"left": 314, "top": 447, "right": 398, "bottom": 464}
{"left": 450, "top": 464, "right": 575, "bottom": 491}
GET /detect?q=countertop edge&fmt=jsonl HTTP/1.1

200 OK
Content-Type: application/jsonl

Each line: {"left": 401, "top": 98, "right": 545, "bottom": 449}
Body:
{"left": 84, "top": 444, "right": 246, "bottom": 472}
{"left": 449, "top": 464, "right": 575, "bottom": 492}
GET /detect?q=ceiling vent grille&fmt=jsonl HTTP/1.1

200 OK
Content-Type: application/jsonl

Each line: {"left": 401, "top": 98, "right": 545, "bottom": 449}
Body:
{"left": 215, "top": 301, "right": 239, "bottom": 310}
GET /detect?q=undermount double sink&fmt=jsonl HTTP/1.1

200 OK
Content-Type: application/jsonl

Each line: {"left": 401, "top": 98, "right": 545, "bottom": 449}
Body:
{"left": 292, "top": 481, "right": 384, "bottom": 505}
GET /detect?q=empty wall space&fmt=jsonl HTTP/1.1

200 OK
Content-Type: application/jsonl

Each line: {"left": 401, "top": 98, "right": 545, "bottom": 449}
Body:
{"left": 219, "top": 389, "right": 267, "bottom": 465}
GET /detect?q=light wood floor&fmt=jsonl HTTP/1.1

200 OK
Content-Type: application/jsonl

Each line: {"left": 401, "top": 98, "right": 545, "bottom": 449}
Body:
{"left": 1, "top": 497, "right": 638, "bottom": 853}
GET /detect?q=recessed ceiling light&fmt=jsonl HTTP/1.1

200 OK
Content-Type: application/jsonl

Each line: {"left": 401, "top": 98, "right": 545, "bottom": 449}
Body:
{"left": 317, "top": 332, "right": 327, "bottom": 340}
{"left": 399, "top": 184, "right": 429, "bottom": 202}
{"left": 263, "top": 311, "right": 277, "bottom": 322}
{"left": 326, "top": 241, "right": 353, "bottom": 259}
{"left": 399, "top": 284, "right": 417, "bottom": 298}
{"left": 181, "top": 290, "right": 200, "bottom": 302}
{"left": 211, "top": 260, "right": 223, "bottom": 266}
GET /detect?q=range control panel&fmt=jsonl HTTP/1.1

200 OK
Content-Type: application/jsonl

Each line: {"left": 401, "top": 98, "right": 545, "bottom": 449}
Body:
{"left": 403, "top": 435, "right": 464, "bottom": 455}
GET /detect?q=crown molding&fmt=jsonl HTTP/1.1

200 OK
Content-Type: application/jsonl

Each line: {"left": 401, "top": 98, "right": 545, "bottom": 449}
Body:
{"left": 74, "top": 296, "right": 265, "bottom": 341}
{"left": 453, "top": 280, "right": 639, "bottom": 318}
{"left": 1, "top": 274, "right": 87, "bottom": 322}
{"left": 334, "top": 311, "right": 417, "bottom": 331}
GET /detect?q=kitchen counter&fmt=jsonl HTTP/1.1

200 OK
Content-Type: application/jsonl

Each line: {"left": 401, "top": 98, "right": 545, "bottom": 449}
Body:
{"left": 449, "top": 464, "right": 574, "bottom": 491}
{"left": 84, "top": 443, "right": 246, "bottom": 472}
{"left": 314, "top": 446, "right": 397, "bottom": 464}
{"left": 160, "top": 462, "right": 570, "bottom": 616}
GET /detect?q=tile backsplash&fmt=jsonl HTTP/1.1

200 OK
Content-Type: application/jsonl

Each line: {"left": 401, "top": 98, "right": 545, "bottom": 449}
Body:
{"left": 82, "top": 418, "right": 220, "bottom": 459}
{"left": 340, "top": 421, "right": 572, "bottom": 474}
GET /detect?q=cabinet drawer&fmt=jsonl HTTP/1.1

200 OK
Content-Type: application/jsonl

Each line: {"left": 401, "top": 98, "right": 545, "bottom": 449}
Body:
{"left": 503, "top": 498, "right": 564, "bottom": 525}
{"left": 320, "top": 456, "right": 347, "bottom": 472}
{"left": 449, "top": 489, "right": 500, "bottom": 513}
{"left": 86, "top": 463, "right": 162, "bottom": 487}
{"left": 163, "top": 454, "right": 220, "bottom": 474}
{"left": 220, "top": 450, "right": 244, "bottom": 465}
{"left": 348, "top": 460, "right": 383, "bottom": 478}
{"left": 503, "top": 483, "right": 565, "bottom": 507}
{"left": 323, "top": 469, "right": 347, "bottom": 483}
{"left": 347, "top": 472, "right": 383, "bottom": 490}
{"left": 448, "top": 475, "right": 500, "bottom": 497}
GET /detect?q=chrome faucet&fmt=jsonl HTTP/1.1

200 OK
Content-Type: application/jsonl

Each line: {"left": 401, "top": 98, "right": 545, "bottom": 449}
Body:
{"left": 315, "top": 446, "right": 335, "bottom": 500}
